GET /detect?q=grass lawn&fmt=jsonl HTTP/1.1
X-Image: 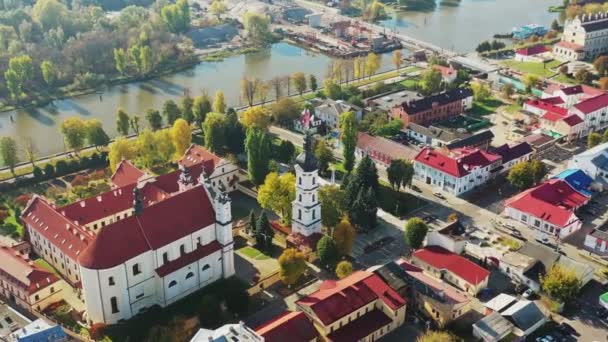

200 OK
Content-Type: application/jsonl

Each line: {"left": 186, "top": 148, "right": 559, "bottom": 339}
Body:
{"left": 238, "top": 246, "right": 270, "bottom": 260}
{"left": 468, "top": 98, "right": 506, "bottom": 116}
{"left": 496, "top": 236, "right": 521, "bottom": 251}
{"left": 378, "top": 185, "right": 428, "bottom": 217}
{"left": 34, "top": 258, "right": 60, "bottom": 276}
{"left": 436, "top": 115, "right": 488, "bottom": 132}
{"left": 399, "top": 78, "right": 419, "bottom": 90}
{"left": 501, "top": 59, "right": 562, "bottom": 77}
{"left": 503, "top": 103, "right": 523, "bottom": 114}
{"left": 553, "top": 73, "right": 579, "bottom": 85}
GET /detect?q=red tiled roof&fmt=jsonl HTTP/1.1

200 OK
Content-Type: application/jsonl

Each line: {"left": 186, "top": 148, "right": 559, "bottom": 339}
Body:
{"left": 153, "top": 163, "right": 204, "bottom": 194}
{"left": 256, "top": 311, "right": 319, "bottom": 342}
{"left": 357, "top": 132, "right": 417, "bottom": 161}
{"left": 516, "top": 45, "right": 549, "bottom": 56}
{"left": 562, "top": 115, "right": 584, "bottom": 126}
{"left": 78, "top": 185, "right": 216, "bottom": 269}
{"left": 155, "top": 241, "right": 222, "bottom": 277}
{"left": 270, "top": 221, "right": 292, "bottom": 235}
{"left": 326, "top": 309, "right": 392, "bottom": 342}
{"left": 0, "top": 246, "right": 60, "bottom": 294}
{"left": 555, "top": 41, "right": 584, "bottom": 51}
{"left": 540, "top": 96, "right": 565, "bottom": 105}
{"left": 296, "top": 271, "right": 405, "bottom": 325}
{"left": 574, "top": 93, "right": 608, "bottom": 114}
{"left": 544, "top": 84, "right": 604, "bottom": 98}
{"left": 398, "top": 260, "right": 470, "bottom": 304}
{"left": 414, "top": 147, "right": 500, "bottom": 178}
{"left": 111, "top": 160, "right": 146, "bottom": 188}
{"left": 412, "top": 246, "right": 490, "bottom": 286}
{"left": 179, "top": 144, "right": 222, "bottom": 175}
{"left": 525, "top": 99, "right": 569, "bottom": 116}
{"left": 505, "top": 179, "right": 589, "bottom": 227}
{"left": 541, "top": 111, "right": 567, "bottom": 122}
{"left": 22, "top": 196, "right": 93, "bottom": 261}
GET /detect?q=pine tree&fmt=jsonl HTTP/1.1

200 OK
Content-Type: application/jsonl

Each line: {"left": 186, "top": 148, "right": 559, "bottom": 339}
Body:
{"left": 247, "top": 210, "right": 256, "bottom": 235}
{"left": 255, "top": 211, "right": 274, "bottom": 253}
{"left": 316, "top": 235, "right": 338, "bottom": 269}
{"left": 245, "top": 128, "right": 272, "bottom": 185}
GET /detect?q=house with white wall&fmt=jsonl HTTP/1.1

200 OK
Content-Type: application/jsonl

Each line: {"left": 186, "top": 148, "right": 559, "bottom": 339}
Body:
{"left": 568, "top": 141, "right": 608, "bottom": 188}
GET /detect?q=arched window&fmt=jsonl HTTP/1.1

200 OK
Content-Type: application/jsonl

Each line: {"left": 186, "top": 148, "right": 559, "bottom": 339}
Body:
{"left": 312, "top": 194, "right": 315, "bottom": 202}
{"left": 298, "top": 177, "right": 302, "bottom": 185}
{"left": 312, "top": 177, "right": 316, "bottom": 185}
{"left": 299, "top": 194, "right": 302, "bottom": 202}
{"left": 298, "top": 209, "right": 302, "bottom": 220}
{"left": 186, "top": 272, "right": 194, "bottom": 279}
{"left": 312, "top": 209, "right": 316, "bottom": 220}
{"left": 168, "top": 280, "right": 177, "bottom": 288}
{"left": 202, "top": 264, "right": 211, "bottom": 271}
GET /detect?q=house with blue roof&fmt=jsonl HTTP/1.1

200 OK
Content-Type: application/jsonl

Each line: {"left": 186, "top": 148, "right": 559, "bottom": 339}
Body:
{"left": 552, "top": 169, "right": 594, "bottom": 197}
{"left": 10, "top": 319, "right": 67, "bottom": 342}
{"left": 569, "top": 142, "right": 608, "bottom": 190}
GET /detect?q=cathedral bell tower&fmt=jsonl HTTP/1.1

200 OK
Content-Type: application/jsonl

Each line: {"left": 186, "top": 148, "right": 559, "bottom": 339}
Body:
{"left": 291, "top": 128, "right": 322, "bottom": 237}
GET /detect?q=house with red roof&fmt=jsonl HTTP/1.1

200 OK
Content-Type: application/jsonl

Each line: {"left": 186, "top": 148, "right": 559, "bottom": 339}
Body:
{"left": 0, "top": 246, "right": 66, "bottom": 312}
{"left": 411, "top": 246, "right": 490, "bottom": 295}
{"left": 504, "top": 179, "right": 590, "bottom": 238}
{"left": 21, "top": 166, "right": 236, "bottom": 325}
{"left": 356, "top": 132, "right": 418, "bottom": 166}
{"left": 255, "top": 311, "right": 319, "bottom": 342}
{"left": 490, "top": 142, "right": 534, "bottom": 173}
{"left": 515, "top": 45, "right": 550, "bottom": 62}
{"left": 413, "top": 147, "right": 502, "bottom": 196}
{"left": 553, "top": 40, "right": 584, "bottom": 61}
{"left": 569, "top": 93, "right": 608, "bottom": 136}
{"left": 542, "top": 84, "right": 604, "bottom": 107}
{"left": 432, "top": 65, "right": 457, "bottom": 84}
{"left": 295, "top": 270, "right": 406, "bottom": 342}
{"left": 539, "top": 112, "right": 584, "bottom": 142}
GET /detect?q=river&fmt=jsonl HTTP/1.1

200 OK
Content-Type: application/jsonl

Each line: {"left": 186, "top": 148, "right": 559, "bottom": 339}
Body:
{"left": 379, "top": 0, "right": 562, "bottom": 53}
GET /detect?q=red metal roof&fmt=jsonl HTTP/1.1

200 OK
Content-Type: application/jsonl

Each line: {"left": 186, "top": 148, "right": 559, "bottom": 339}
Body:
{"left": 78, "top": 185, "right": 216, "bottom": 269}
{"left": 155, "top": 241, "right": 221, "bottom": 277}
{"left": 525, "top": 99, "right": 569, "bottom": 116}
{"left": 0, "top": 246, "right": 60, "bottom": 294}
{"left": 414, "top": 147, "right": 500, "bottom": 178}
{"left": 296, "top": 271, "right": 405, "bottom": 325}
{"left": 574, "top": 93, "right": 608, "bottom": 114}
{"left": 398, "top": 260, "right": 470, "bottom": 304}
{"left": 111, "top": 160, "right": 146, "bottom": 188}
{"left": 256, "top": 311, "right": 319, "bottom": 342}
{"left": 562, "top": 115, "right": 584, "bottom": 126}
{"left": 555, "top": 41, "right": 584, "bottom": 51}
{"left": 541, "top": 111, "right": 567, "bottom": 122}
{"left": 505, "top": 179, "right": 589, "bottom": 227}
{"left": 516, "top": 45, "right": 549, "bottom": 56}
{"left": 326, "top": 309, "right": 392, "bottom": 342}
{"left": 412, "top": 246, "right": 490, "bottom": 286}
{"left": 540, "top": 96, "right": 565, "bottom": 105}
{"left": 357, "top": 132, "right": 418, "bottom": 162}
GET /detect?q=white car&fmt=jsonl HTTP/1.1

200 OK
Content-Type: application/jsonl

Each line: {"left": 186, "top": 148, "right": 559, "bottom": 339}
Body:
{"left": 536, "top": 236, "right": 550, "bottom": 245}
{"left": 535, "top": 336, "right": 554, "bottom": 342}
{"left": 523, "top": 289, "right": 534, "bottom": 299}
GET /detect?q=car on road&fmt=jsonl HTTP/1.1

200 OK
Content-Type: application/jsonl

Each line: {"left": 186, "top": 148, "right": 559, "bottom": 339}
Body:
{"left": 503, "top": 223, "right": 516, "bottom": 230}
{"left": 411, "top": 185, "right": 422, "bottom": 193}
{"left": 422, "top": 215, "right": 437, "bottom": 224}
{"left": 536, "top": 236, "right": 550, "bottom": 245}
{"left": 433, "top": 192, "right": 446, "bottom": 200}
{"left": 510, "top": 230, "right": 523, "bottom": 238}
{"left": 535, "top": 335, "right": 554, "bottom": 342}
{"left": 522, "top": 288, "right": 535, "bottom": 299}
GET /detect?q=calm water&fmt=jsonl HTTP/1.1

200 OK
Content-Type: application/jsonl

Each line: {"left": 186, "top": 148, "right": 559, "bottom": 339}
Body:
{"left": 379, "top": 0, "right": 561, "bottom": 52}
{"left": 0, "top": 43, "right": 396, "bottom": 158}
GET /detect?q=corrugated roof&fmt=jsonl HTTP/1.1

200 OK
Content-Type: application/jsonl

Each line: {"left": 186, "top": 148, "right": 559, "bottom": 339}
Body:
{"left": 412, "top": 246, "right": 490, "bottom": 286}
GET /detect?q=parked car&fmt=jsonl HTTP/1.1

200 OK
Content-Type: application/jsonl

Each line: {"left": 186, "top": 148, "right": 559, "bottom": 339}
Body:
{"left": 510, "top": 230, "right": 523, "bottom": 237}
{"left": 433, "top": 192, "right": 446, "bottom": 200}
{"left": 514, "top": 284, "right": 529, "bottom": 295}
{"left": 423, "top": 215, "right": 437, "bottom": 224}
{"left": 535, "top": 335, "right": 554, "bottom": 342}
{"left": 411, "top": 185, "right": 422, "bottom": 193}
{"left": 504, "top": 223, "right": 516, "bottom": 230}
{"left": 523, "top": 288, "right": 535, "bottom": 299}
{"left": 536, "top": 236, "right": 550, "bottom": 245}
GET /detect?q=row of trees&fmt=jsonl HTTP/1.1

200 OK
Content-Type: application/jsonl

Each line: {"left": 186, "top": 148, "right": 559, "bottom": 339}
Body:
{"left": 507, "top": 160, "right": 547, "bottom": 191}
{"left": 587, "top": 127, "right": 608, "bottom": 149}
{"left": 475, "top": 40, "right": 506, "bottom": 53}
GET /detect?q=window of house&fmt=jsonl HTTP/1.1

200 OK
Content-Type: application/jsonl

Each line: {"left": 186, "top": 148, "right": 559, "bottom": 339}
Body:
{"left": 298, "top": 177, "right": 302, "bottom": 185}
{"left": 50, "top": 287, "right": 54, "bottom": 293}
{"left": 109, "top": 277, "right": 115, "bottom": 286}
{"left": 312, "top": 210, "right": 316, "bottom": 220}
{"left": 299, "top": 194, "right": 302, "bottom": 202}
{"left": 168, "top": 280, "right": 177, "bottom": 288}
{"left": 180, "top": 244, "right": 186, "bottom": 256}
{"left": 196, "top": 237, "right": 201, "bottom": 246}
{"left": 312, "top": 177, "right": 316, "bottom": 185}
{"left": 202, "top": 264, "right": 210, "bottom": 271}
{"left": 34, "top": 295, "right": 39, "bottom": 301}
{"left": 163, "top": 252, "right": 169, "bottom": 264}
{"left": 132, "top": 263, "right": 141, "bottom": 276}
{"left": 136, "top": 293, "right": 144, "bottom": 299}
{"left": 110, "top": 297, "right": 119, "bottom": 313}
{"left": 298, "top": 209, "right": 302, "bottom": 220}
{"left": 312, "top": 194, "right": 315, "bottom": 202}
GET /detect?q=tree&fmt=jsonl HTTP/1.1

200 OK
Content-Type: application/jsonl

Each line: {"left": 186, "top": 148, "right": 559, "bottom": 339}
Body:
{"left": 278, "top": 248, "right": 306, "bottom": 286}
{"left": 213, "top": 90, "right": 226, "bottom": 114}
{"left": 161, "top": 0, "right": 190, "bottom": 33}
{"left": 319, "top": 185, "right": 346, "bottom": 228}
{"left": 276, "top": 140, "right": 296, "bottom": 163}
{"left": 530, "top": 160, "right": 547, "bottom": 185}
{"left": 541, "top": 265, "right": 582, "bottom": 304}
{"left": 246, "top": 128, "right": 272, "bottom": 185}
{"left": 43, "top": 164, "right": 55, "bottom": 178}
{"left": 365, "top": 53, "right": 381, "bottom": 78}
{"left": 240, "top": 77, "right": 261, "bottom": 107}
{"left": 471, "top": 82, "right": 491, "bottom": 102}
{"left": 225, "top": 109, "right": 246, "bottom": 154}
{"left": 116, "top": 108, "right": 131, "bottom": 136}
{"left": 324, "top": 78, "right": 343, "bottom": 100}
{"left": 60, "top": 117, "right": 87, "bottom": 151}
{"left": 255, "top": 211, "right": 274, "bottom": 253}
{"left": 0, "top": 137, "right": 18, "bottom": 176}
{"left": 370, "top": 119, "right": 403, "bottom": 137}
{"left": 241, "top": 107, "right": 271, "bottom": 130}
{"left": 501, "top": 83, "right": 515, "bottom": 98}
{"left": 171, "top": 119, "right": 192, "bottom": 159}
{"left": 32, "top": 0, "right": 67, "bottom": 30}
{"left": 271, "top": 97, "right": 301, "bottom": 126}
{"left": 258, "top": 172, "right": 296, "bottom": 224}
{"left": 447, "top": 213, "right": 459, "bottom": 222}
{"left": 335, "top": 261, "right": 353, "bottom": 279}
{"left": 5, "top": 55, "right": 33, "bottom": 99}
{"left": 600, "top": 77, "right": 608, "bottom": 90}
{"left": 309, "top": 74, "right": 318, "bottom": 92}
{"left": 405, "top": 217, "right": 428, "bottom": 250}
{"left": 416, "top": 331, "right": 457, "bottom": 342}
{"left": 40, "top": 60, "right": 57, "bottom": 87}
{"left": 243, "top": 12, "right": 271, "bottom": 46}
{"left": 139, "top": 45, "right": 153, "bottom": 74}
{"left": 420, "top": 68, "right": 443, "bottom": 95}
{"left": 507, "top": 161, "right": 535, "bottom": 190}
{"left": 349, "top": 187, "right": 378, "bottom": 230}
{"left": 575, "top": 69, "right": 592, "bottom": 84}
{"left": 114, "top": 48, "right": 128, "bottom": 75}
{"left": 162, "top": 100, "right": 181, "bottom": 125}
{"left": 130, "top": 115, "right": 141, "bottom": 135}
{"left": 22, "top": 137, "right": 36, "bottom": 167}
{"left": 595, "top": 56, "right": 608, "bottom": 77}
{"left": 291, "top": 72, "right": 307, "bottom": 96}
{"left": 108, "top": 137, "right": 136, "bottom": 172}
{"left": 180, "top": 96, "right": 194, "bottom": 124}
{"left": 137, "top": 130, "right": 175, "bottom": 168}
{"left": 340, "top": 111, "right": 358, "bottom": 172}
{"left": 246, "top": 210, "right": 256, "bottom": 236}
{"left": 198, "top": 295, "right": 222, "bottom": 328}
{"left": 209, "top": 0, "right": 227, "bottom": 19}
{"left": 316, "top": 235, "right": 339, "bottom": 269}
{"left": 333, "top": 218, "right": 356, "bottom": 256}
{"left": 523, "top": 74, "right": 541, "bottom": 92}
{"left": 145, "top": 109, "right": 163, "bottom": 131}
{"left": 193, "top": 94, "right": 212, "bottom": 126}
{"left": 588, "top": 132, "right": 602, "bottom": 149}
{"left": 392, "top": 49, "right": 403, "bottom": 70}
{"left": 387, "top": 159, "right": 405, "bottom": 190}
{"left": 551, "top": 19, "right": 560, "bottom": 31}
{"left": 314, "top": 139, "right": 334, "bottom": 175}
{"left": 203, "top": 113, "right": 226, "bottom": 153}
{"left": 85, "top": 119, "right": 110, "bottom": 148}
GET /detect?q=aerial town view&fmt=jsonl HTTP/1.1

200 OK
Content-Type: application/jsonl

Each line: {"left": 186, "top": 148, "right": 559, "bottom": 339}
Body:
{"left": 4, "top": 0, "right": 608, "bottom": 341}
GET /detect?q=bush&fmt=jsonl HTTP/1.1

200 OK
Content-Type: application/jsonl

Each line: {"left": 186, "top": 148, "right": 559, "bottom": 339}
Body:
{"left": 43, "top": 164, "right": 55, "bottom": 178}
{"left": 55, "top": 160, "right": 69, "bottom": 175}
{"left": 89, "top": 323, "right": 107, "bottom": 340}
{"left": 80, "top": 156, "right": 92, "bottom": 168}
{"left": 0, "top": 210, "right": 8, "bottom": 223}
{"left": 67, "top": 160, "right": 80, "bottom": 172}
{"left": 32, "top": 166, "right": 44, "bottom": 181}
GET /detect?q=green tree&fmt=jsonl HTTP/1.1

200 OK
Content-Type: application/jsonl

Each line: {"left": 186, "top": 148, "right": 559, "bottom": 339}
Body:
{"left": 5, "top": 55, "right": 33, "bottom": 99}
{"left": 108, "top": 137, "right": 136, "bottom": 172}
{"left": 247, "top": 210, "right": 256, "bottom": 235}
{"left": 209, "top": 0, "right": 227, "bottom": 19}
{"left": 116, "top": 108, "right": 131, "bottom": 136}
{"left": 319, "top": 185, "right": 346, "bottom": 228}
{"left": 243, "top": 12, "right": 271, "bottom": 46}
{"left": 276, "top": 140, "right": 295, "bottom": 163}
{"left": 333, "top": 218, "right": 356, "bottom": 256}
{"left": 128, "top": 45, "right": 143, "bottom": 74}
{"left": 523, "top": 74, "right": 541, "bottom": 92}
{"left": 32, "top": 0, "right": 67, "bottom": 30}
{"left": 114, "top": 48, "right": 128, "bottom": 75}
{"left": 501, "top": 83, "right": 515, "bottom": 98}
{"left": 40, "top": 60, "right": 57, "bottom": 87}
{"left": 278, "top": 248, "right": 306, "bottom": 286}
{"left": 291, "top": 72, "right": 307, "bottom": 95}
{"left": 588, "top": 132, "right": 602, "bottom": 148}
{"left": 60, "top": 117, "right": 87, "bottom": 151}
{"left": 198, "top": 295, "right": 222, "bottom": 328}
{"left": 551, "top": 19, "right": 560, "bottom": 31}
{"left": 340, "top": 111, "right": 358, "bottom": 172}
{"left": 171, "top": 118, "right": 192, "bottom": 158}
{"left": 140, "top": 45, "right": 153, "bottom": 74}
{"left": 471, "top": 82, "right": 491, "bottom": 102}
{"left": 324, "top": 78, "right": 343, "bottom": 100}
{"left": 271, "top": 97, "right": 301, "bottom": 126}
{"left": 416, "top": 331, "right": 458, "bottom": 342}
{"left": 0, "top": 137, "right": 18, "bottom": 176}
{"left": 541, "top": 265, "right": 582, "bottom": 304}
{"left": 507, "top": 161, "right": 535, "bottom": 190}
{"left": 314, "top": 139, "right": 334, "bottom": 175}
{"left": 365, "top": 53, "right": 381, "bottom": 78}
{"left": 163, "top": 100, "right": 181, "bottom": 125}
{"left": 203, "top": 113, "right": 226, "bottom": 153}
{"left": 387, "top": 159, "right": 405, "bottom": 190}
{"left": 370, "top": 119, "right": 403, "bottom": 137}
{"left": 145, "top": 109, "right": 163, "bottom": 131}
{"left": 213, "top": 90, "right": 226, "bottom": 114}
{"left": 405, "top": 217, "right": 428, "bottom": 250}
{"left": 335, "top": 260, "right": 353, "bottom": 279}
{"left": 530, "top": 160, "right": 547, "bottom": 185}
{"left": 181, "top": 96, "right": 194, "bottom": 124}
{"left": 309, "top": 74, "right": 318, "bottom": 92}
{"left": 193, "top": 93, "right": 212, "bottom": 126}
{"left": 255, "top": 211, "right": 275, "bottom": 253}
{"left": 225, "top": 109, "right": 246, "bottom": 154}
{"left": 349, "top": 187, "right": 378, "bottom": 230}
{"left": 85, "top": 119, "right": 110, "bottom": 148}
{"left": 161, "top": 0, "right": 190, "bottom": 33}
{"left": 420, "top": 68, "right": 442, "bottom": 95}
{"left": 246, "top": 128, "right": 272, "bottom": 185}
{"left": 316, "top": 235, "right": 338, "bottom": 269}
{"left": 257, "top": 172, "right": 296, "bottom": 224}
